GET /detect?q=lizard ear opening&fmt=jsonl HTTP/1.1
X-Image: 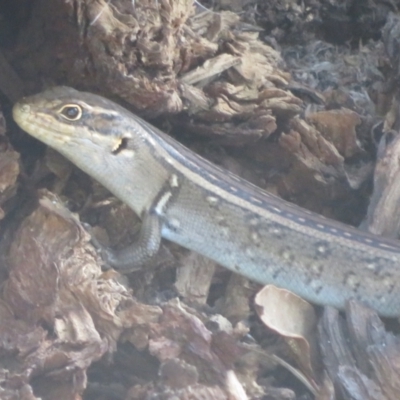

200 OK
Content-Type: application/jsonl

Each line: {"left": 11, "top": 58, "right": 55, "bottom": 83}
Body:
{"left": 111, "top": 137, "right": 129, "bottom": 155}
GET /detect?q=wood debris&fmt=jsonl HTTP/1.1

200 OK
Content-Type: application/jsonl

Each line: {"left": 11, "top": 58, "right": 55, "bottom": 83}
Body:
{"left": 0, "top": 0, "right": 400, "bottom": 399}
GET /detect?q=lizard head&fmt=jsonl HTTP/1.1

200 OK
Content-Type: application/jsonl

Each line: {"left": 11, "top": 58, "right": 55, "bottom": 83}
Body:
{"left": 13, "top": 86, "right": 169, "bottom": 214}
{"left": 13, "top": 86, "right": 144, "bottom": 157}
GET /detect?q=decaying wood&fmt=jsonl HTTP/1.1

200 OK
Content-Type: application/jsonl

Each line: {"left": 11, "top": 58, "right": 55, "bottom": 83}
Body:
{"left": 318, "top": 301, "right": 400, "bottom": 400}
{"left": 1, "top": 0, "right": 400, "bottom": 399}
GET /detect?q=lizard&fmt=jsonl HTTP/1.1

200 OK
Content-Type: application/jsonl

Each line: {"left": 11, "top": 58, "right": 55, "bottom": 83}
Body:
{"left": 12, "top": 86, "right": 400, "bottom": 317}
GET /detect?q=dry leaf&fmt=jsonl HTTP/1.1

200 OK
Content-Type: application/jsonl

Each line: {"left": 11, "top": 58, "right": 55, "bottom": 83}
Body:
{"left": 255, "top": 285, "right": 321, "bottom": 388}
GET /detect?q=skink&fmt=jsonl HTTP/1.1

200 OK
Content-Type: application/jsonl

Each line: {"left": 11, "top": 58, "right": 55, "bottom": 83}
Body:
{"left": 12, "top": 86, "right": 400, "bottom": 317}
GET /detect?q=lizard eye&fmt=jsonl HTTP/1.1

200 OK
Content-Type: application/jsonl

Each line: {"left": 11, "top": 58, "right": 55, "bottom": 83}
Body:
{"left": 59, "top": 104, "right": 82, "bottom": 121}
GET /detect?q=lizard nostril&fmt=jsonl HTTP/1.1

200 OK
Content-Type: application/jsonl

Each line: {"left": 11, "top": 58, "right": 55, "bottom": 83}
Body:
{"left": 21, "top": 104, "right": 31, "bottom": 113}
